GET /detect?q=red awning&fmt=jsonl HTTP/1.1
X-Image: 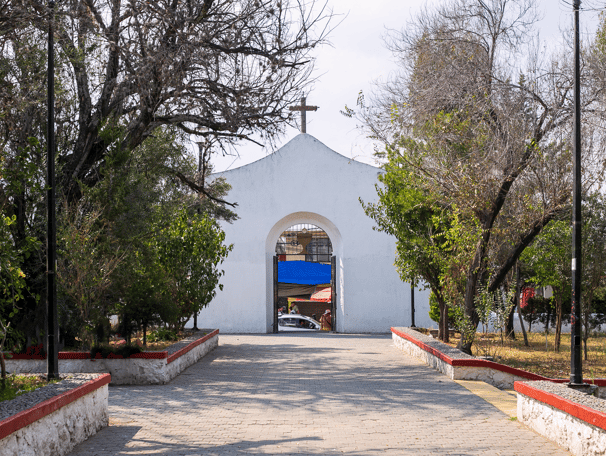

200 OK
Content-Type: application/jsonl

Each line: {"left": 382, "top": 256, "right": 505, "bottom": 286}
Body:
{"left": 310, "top": 287, "right": 331, "bottom": 302}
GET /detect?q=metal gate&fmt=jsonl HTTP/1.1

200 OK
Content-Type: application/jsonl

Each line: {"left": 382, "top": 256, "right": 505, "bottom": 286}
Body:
{"left": 273, "top": 255, "right": 279, "bottom": 333}
{"left": 272, "top": 251, "right": 336, "bottom": 333}
{"left": 330, "top": 255, "right": 336, "bottom": 332}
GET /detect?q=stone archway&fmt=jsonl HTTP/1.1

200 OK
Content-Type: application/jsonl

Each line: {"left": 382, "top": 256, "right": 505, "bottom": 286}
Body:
{"left": 265, "top": 212, "right": 344, "bottom": 333}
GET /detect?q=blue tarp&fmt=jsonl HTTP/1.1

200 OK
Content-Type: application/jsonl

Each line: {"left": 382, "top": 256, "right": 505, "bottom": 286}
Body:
{"left": 278, "top": 261, "right": 331, "bottom": 285}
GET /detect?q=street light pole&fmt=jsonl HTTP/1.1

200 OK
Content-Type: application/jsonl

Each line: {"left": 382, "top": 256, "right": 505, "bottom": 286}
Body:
{"left": 410, "top": 283, "right": 415, "bottom": 328}
{"left": 46, "top": 0, "right": 59, "bottom": 380}
{"left": 570, "top": 0, "right": 583, "bottom": 387}
{"left": 191, "top": 142, "right": 206, "bottom": 332}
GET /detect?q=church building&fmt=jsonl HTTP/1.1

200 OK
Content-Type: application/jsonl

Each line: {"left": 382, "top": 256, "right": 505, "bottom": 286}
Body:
{"left": 197, "top": 133, "right": 432, "bottom": 333}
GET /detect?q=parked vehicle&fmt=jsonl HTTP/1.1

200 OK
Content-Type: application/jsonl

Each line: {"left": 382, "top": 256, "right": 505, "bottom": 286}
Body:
{"left": 278, "top": 314, "right": 321, "bottom": 331}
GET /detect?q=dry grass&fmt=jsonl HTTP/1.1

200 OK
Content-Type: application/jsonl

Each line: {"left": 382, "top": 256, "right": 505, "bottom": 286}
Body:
{"left": 140, "top": 340, "right": 180, "bottom": 351}
{"left": 445, "top": 332, "right": 606, "bottom": 379}
{"left": 108, "top": 331, "right": 190, "bottom": 351}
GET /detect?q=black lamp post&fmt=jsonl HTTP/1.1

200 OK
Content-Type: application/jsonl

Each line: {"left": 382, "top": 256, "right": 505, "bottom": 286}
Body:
{"left": 46, "top": 0, "right": 59, "bottom": 380}
{"left": 410, "top": 283, "right": 415, "bottom": 328}
{"left": 569, "top": 0, "right": 583, "bottom": 388}
{"left": 191, "top": 141, "right": 206, "bottom": 332}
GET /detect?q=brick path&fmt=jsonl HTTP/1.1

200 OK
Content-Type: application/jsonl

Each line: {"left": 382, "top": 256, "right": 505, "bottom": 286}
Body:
{"left": 68, "top": 334, "right": 570, "bottom": 455}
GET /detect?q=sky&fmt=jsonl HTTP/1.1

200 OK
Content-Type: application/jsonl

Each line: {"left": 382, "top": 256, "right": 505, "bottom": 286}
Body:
{"left": 205, "top": 0, "right": 604, "bottom": 173}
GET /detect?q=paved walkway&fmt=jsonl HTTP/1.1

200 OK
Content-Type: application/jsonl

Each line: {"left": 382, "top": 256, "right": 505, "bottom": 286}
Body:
{"left": 69, "top": 334, "right": 570, "bottom": 455}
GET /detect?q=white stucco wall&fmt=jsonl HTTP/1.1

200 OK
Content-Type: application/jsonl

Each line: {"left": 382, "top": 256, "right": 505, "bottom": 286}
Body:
{"left": 518, "top": 393, "right": 606, "bottom": 456}
{"left": 195, "top": 134, "right": 431, "bottom": 333}
{"left": 0, "top": 382, "right": 108, "bottom": 456}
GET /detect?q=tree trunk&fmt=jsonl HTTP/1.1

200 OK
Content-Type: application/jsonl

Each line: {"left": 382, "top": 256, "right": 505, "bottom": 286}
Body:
{"left": 514, "top": 265, "right": 529, "bottom": 346}
{"left": 441, "top": 304, "right": 449, "bottom": 343}
{"left": 0, "top": 328, "right": 7, "bottom": 386}
{"left": 0, "top": 353, "right": 5, "bottom": 388}
{"left": 438, "top": 300, "right": 444, "bottom": 341}
{"left": 460, "top": 245, "right": 483, "bottom": 354}
{"left": 506, "top": 305, "right": 516, "bottom": 340}
{"left": 554, "top": 294, "right": 562, "bottom": 353}
{"left": 583, "top": 288, "right": 595, "bottom": 362}
{"left": 435, "top": 292, "right": 449, "bottom": 342}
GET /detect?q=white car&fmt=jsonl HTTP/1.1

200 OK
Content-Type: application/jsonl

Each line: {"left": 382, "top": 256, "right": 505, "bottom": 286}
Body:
{"left": 278, "top": 314, "right": 321, "bottom": 331}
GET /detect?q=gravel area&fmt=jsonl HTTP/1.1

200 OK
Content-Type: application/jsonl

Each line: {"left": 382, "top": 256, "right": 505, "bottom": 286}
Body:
{"left": 160, "top": 329, "right": 216, "bottom": 356}
{"left": 521, "top": 380, "right": 606, "bottom": 414}
{"left": 0, "top": 373, "right": 102, "bottom": 422}
{"left": 394, "top": 326, "right": 476, "bottom": 360}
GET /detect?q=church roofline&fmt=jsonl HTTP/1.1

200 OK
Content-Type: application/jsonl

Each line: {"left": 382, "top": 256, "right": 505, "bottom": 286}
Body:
{"left": 211, "top": 133, "right": 382, "bottom": 178}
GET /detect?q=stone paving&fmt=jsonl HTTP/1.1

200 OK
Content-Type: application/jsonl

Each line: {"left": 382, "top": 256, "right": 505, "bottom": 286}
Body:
{"left": 68, "top": 333, "right": 570, "bottom": 455}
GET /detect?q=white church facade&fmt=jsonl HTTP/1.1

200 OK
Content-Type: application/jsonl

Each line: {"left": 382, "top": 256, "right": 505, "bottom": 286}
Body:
{"left": 196, "top": 134, "right": 432, "bottom": 333}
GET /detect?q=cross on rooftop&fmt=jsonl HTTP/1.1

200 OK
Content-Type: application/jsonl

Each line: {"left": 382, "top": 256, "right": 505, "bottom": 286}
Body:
{"left": 289, "top": 96, "right": 318, "bottom": 134}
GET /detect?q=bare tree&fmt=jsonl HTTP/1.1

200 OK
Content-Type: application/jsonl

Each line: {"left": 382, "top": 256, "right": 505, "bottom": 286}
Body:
{"left": 352, "top": 0, "right": 606, "bottom": 353}
{"left": 1, "top": 0, "right": 334, "bottom": 203}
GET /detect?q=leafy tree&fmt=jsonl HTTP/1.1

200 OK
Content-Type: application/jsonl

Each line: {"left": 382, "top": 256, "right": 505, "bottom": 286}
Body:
{"left": 361, "top": 146, "right": 471, "bottom": 342}
{"left": 56, "top": 203, "right": 124, "bottom": 348}
{"left": 0, "top": 215, "right": 24, "bottom": 382}
{"left": 0, "top": 213, "right": 39, "bottom": 383}
{"left": 520, "top": 220, "right": 571, "bottom": 352}
{"left": 348, "top": 0, "right": 606, "bottom": 352}
{"left": 113, "top": 209, "right": 231, "bottom": 344}
{"left": 90, "top": 131, "right": 233, "bottom": 343}
{"left": 520, "top": 194, "right": 606, "bottom": 357}
{"left": 115, "top": 246, "right": 174, "bottom": 345}
{"left": 156, "top": 208, "right": 232, "bottom": 330}
{"left": 580, "top": 194, "right": 606, "bottom": 360}
{"left": 587, "top": 287, "right": 606, "bottom": 338}
{"left": 520, "top": 294, "right": 546, "bottom": 333}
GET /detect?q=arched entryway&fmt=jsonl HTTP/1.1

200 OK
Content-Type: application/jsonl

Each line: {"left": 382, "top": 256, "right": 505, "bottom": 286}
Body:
{"left": 274, "top": 223, "right": 333, "bottom": 331}
{"left": 265, "top": 212, "right": 343, "bottom": 333}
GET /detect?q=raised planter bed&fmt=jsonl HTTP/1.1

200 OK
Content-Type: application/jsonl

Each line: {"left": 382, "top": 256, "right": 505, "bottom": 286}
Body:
{"left": 392, "top": 326, "right": 606, "bottom": 455}
{"left": 0, "top": 373, "right": 110, "bottom": 456}
{"left": 4, "top": 329, "right": 219, "bottom": 385}
{"left": 391, "top": 327, "right": 606, "bottom": 391}
{"left": 516, "top": 381, "right": 606, "bottom": 456}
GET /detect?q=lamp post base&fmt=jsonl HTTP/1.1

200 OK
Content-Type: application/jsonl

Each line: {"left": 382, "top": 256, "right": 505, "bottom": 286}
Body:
{"left": 567, "top": 383, "right": 598, "bottom": 396}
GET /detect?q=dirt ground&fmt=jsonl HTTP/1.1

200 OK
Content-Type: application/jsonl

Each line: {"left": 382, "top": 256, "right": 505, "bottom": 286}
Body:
{"left": 445, "top": 331, "right": 606, "bottom": 379}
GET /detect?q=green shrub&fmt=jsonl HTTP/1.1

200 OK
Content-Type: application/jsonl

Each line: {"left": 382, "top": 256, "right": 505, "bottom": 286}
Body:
{"left": 428, "top": 292, "right": 455, "bottom": 323}
{"left": 147, "top": 328, "right": 178, "bottom": 343}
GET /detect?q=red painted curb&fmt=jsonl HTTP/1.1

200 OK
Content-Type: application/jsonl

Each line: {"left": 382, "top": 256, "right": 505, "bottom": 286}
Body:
{"left": 5, "top": 330, "right": 219, "bottom": 365}
{"left": 515, "top": 381, "right": 606, "bottom": 431}
{"left": 124, "top": 352, "right": 167, "bottom": 359}
{"left": 6, "top": 354, "right": 46, "bottom": 360}
{"left": 167, "top": 329, "right": 219, "bottom": 364}
{"left": 390, "top": 327, "right": 606, "bottom": 385}
{"left": 0, "top": 373, "right": 111, "bottom": 441}
{"left": 391, "top": 327, "right": 457, "bottom": 363}
{"left": 59, "top": 352, "right": 91, "bottom": 360}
